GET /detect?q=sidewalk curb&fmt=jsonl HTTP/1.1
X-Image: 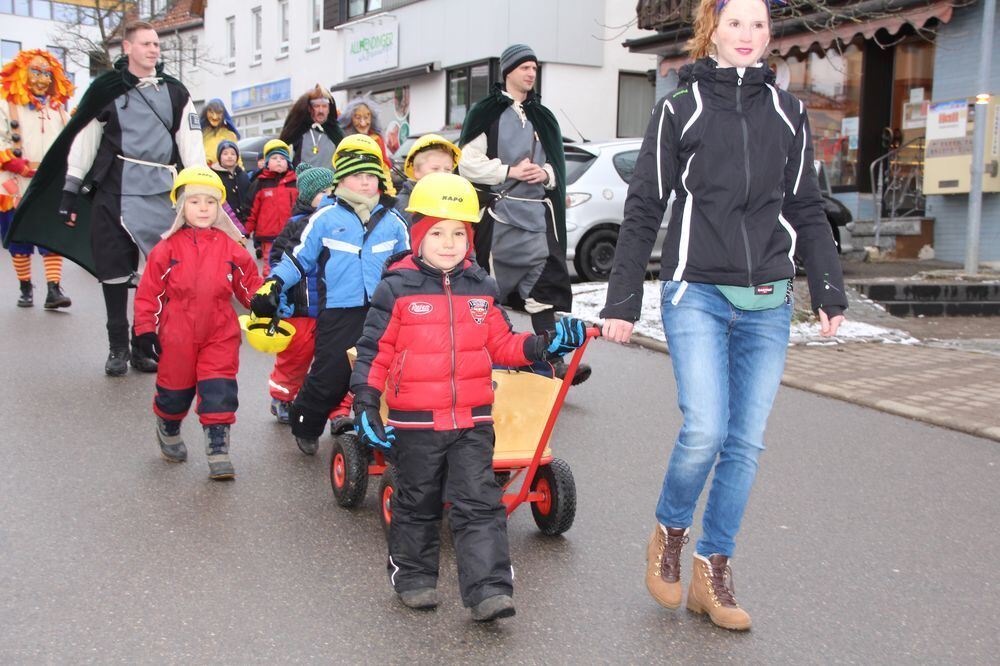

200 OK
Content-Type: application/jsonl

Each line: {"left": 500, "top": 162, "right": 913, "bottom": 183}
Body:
{"left": 610, "top": 330, "right": 1000, "bottom": 444}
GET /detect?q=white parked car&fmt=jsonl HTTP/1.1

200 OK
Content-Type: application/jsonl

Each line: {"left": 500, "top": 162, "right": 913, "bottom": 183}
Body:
{"left": 564, "top": 139, "right": 668, "bottom": 282}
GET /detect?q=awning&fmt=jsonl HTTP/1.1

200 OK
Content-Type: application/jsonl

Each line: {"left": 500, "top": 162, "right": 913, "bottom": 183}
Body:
{"left": 651, "top": 0, "right": 954, "bottom": 75}
{"left": 768, "top": 0, "right": 954, "bottom": 58}
{"left": 331, "top": 62, "right": 437, "bottom": 92}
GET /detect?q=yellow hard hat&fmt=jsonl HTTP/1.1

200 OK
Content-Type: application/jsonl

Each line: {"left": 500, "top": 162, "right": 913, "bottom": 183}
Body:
{"left": 170, "top": 165, "right": 226, "bottom": 205}
{"left": 403, "top": 134, "right": 461, "bottom": 180}
{"left": 262, "top": 139, "right": 292, "bottom": 161}
{"left": 238, "top": 314, "right": 297, "bottom": 354}
{"left": 405, "top": 172, "right": 480, "bottom": 223}
{"left": 332, "top": 133, "right": 384, "bottom": 167}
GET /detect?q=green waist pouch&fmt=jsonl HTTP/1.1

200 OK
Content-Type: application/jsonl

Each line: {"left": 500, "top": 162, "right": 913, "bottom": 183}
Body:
{"left": 716, "top": 279, "right": 791, "bottom": 311}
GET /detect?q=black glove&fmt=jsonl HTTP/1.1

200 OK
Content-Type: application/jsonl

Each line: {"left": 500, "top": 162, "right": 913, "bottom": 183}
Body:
{"left": 59, "top": 190, "right": 78, "bottom": 227}
{"left": 134, "top": 331, "right": 162, "bottom": 361}
{"left": 249, "top": 277, "right": 283, "bottom": 318}
{"left": 353, "top": 388, "right": 395, "bottom": 451}
{"left": 545, "top": 317, "right": 587, "bottom": 359}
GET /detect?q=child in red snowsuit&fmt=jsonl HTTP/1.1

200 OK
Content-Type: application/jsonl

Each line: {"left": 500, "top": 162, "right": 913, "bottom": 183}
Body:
{"left": 245, "top": 139, "right": 297, "bottom": 277}
{"left": 349, "top": 173, "right": 586, "bottom": 621}
{"left": 133, "top": 167, "right": 263, "bottom": 480}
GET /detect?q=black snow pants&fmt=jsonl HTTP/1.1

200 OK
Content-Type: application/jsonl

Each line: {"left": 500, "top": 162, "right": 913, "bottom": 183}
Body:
{"left": 387, "top": 424, "right": 513, "bottom": 607}
{"left": 289, "top": 306, "right": 367, "bottom": 439}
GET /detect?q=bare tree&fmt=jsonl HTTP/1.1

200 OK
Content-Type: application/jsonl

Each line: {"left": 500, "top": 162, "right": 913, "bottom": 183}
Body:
{"left": 48, "top": 0, "right": 222, "bottom": 84}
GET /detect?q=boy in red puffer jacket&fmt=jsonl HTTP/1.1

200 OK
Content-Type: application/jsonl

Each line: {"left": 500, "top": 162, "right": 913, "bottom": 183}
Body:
{"left": 349, "top": 173, "right": 586, "bottom": 622}
{"left": 245, "top": 139, "right": 297, "bottom": 276}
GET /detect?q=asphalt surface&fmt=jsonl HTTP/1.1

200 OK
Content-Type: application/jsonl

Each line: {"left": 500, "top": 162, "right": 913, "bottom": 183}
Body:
{"left": 2, "top": 261, "right": 999, "bottom": 664}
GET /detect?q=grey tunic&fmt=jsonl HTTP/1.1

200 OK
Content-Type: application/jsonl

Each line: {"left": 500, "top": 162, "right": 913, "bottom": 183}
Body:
{"left": 300, "top": 126, "right": 337, "bottom": 168}
{"left": 489, "top": 106, "right": 550, "bottom": 302}
{"left": 116, "top": 85, "right": 178, "bottom": 255}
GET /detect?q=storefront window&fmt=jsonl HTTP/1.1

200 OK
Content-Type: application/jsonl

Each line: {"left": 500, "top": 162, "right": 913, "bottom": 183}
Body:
{"left": 892, "top": 39, "right": 935, "bottom": 141}
{"left": 771, "top": 41, "right": 862, "bottom": 189}
{"left": 447, "top": 68, "right": 468, "bottom": 126}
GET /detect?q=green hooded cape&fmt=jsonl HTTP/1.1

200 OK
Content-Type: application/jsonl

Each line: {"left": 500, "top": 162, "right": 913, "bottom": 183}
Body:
{"left": 459, "top": 84, "right": 567, "bottom": 253}
{"left": 2, "top": 57, "right": 186, "bottom": 277}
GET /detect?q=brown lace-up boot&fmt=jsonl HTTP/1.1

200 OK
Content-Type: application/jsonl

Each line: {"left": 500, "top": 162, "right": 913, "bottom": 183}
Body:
{"left": 645, "top": 525, "right": 689, "bottom": 609}
{"left": 687, "top": 553, "right": 752, "bottom": 630}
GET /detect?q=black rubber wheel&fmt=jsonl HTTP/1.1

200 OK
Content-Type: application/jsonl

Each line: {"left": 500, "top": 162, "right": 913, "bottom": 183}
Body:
{"left": 574, "top": 228, "right": 619, "bottom": 282}
{"left": 494, "top": 471, "right": 512, "bottom": 487}
{"left": 377, "top": 464, "right": 399, "bottom": 536}
{"left": 530, "top": 458, "right": 576, "bottom": 536}
{"left": 329, "top": 432, "right": 369, "bottom": 508}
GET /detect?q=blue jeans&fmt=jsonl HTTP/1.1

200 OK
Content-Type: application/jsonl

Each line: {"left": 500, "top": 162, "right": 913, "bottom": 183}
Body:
{"left": 656, "top": 280, "right": 791, "bottom": 557}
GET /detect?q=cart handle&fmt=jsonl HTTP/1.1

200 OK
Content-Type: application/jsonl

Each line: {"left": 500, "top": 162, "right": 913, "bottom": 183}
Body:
{"left": 506, "top": 325, "right": 601, "bottom": 515}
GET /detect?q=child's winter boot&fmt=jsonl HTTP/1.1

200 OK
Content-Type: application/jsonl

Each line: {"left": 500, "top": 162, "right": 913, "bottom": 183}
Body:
{"left": 295, "top": 436, "right": 319, "bottom": 456}
{"left": 156, "top": 416, "right": 187, "bottom": 462}
{"left": 17, "top": 280, "right": 33, "bottom": 307}
{"left": 270, "top": 398, "right": 291, "bottom": 424}
{"left": 686, "top": 554, "right": 752, "bottom": 631}
{"left": 470, "top": 594, "right": 516, "bottom": 622}
{"left": 552, "top": 358, "right": 592, "bottom": 386}
{"left": 398, "top": 587, "right": 440, "bottom": 610}
{"left": 44, "top": 281, "right": 71, "bottom": 309}
{"left": 204, "top": 424, "right": 235, "bottom": 480}
{"left": 646, "top": 525, "right": 689, "bottom": 609}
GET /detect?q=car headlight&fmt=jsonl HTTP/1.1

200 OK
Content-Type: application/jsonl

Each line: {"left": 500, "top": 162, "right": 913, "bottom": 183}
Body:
{"left": 566, "top": 192, "right": 591, "bottom": 208}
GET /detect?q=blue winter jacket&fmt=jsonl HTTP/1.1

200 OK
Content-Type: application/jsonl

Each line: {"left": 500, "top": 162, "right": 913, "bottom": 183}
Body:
{"left": 271, "top": 195, "right": 410, "bottom": 309}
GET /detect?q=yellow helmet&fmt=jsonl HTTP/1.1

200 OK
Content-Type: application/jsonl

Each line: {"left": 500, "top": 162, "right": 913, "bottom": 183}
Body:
{"left": 403, "top": 134, "right": 461, "bottom": 180}
{"left": 405, "top": 172, "right": 480, "bottom": 223}
{"left": 238, "top": 314, "right": 297, "bottom": 354}
{"left": 262, "top": 139, "right": 292, "bottom": 162}
{"left": 170, "top": 166, "right": 226, "bottom": 205}
{"left": 332, "top": 133, "right": 384, "bottom": 166}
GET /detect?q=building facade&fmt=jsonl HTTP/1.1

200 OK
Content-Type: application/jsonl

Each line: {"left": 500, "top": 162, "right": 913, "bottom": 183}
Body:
{"left": 627, "top": 0, "right": 999, "bottom": 264}
{"left": 190, "top": 0, "right": 657, "bottom": 150}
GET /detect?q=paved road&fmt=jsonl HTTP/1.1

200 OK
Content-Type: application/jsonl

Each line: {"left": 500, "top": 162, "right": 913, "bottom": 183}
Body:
{"left": 1, "top": 262, "right": 998, "bottom": 663}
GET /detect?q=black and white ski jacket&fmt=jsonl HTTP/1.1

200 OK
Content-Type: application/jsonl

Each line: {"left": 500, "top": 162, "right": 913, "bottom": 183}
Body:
{"left": 602, "top": 58, "right": 847, "bottom": 321}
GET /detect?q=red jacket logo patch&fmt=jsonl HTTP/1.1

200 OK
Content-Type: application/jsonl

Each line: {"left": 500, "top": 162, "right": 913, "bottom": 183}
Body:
{"left": 468, "top": 298, "right": 489, "bottom": 324}
{"left": 408, "top": 302, "right": 433, "bottom": 315}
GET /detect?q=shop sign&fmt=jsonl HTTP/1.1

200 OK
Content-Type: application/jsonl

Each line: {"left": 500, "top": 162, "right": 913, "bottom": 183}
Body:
{"left": 345, "top": 20, "right": 399, "bottom": 78}
{"left": 927, "top": 100, "right": 968, "bottom": 140}
{"left": 231, "top": 78, "right": 292, "bottom": 112}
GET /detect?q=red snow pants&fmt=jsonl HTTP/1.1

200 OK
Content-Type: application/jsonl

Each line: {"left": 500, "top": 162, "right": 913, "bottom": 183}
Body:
{"left": 268, "top": 316, "right": 316, "bottom": 402}
{"left": 154, "top": 326, "right": 241, "bottom": 426}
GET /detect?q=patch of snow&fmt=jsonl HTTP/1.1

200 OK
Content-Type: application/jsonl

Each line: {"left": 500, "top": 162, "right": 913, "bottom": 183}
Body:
{"left": 567, "top": 281, "right": 919, "bottom": 346}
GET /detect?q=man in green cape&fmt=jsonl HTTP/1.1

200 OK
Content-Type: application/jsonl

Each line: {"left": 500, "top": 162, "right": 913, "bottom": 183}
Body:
{"left": 2, "top": 21, "right": 206, "bottom": 376}
{"left": 458, "top": 44, "right": 589, "bottom": 385}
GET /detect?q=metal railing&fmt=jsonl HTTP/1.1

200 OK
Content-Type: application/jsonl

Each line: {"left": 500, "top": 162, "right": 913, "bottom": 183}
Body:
{"left": 869, "top": 136, "right": 926, "bottom": 247}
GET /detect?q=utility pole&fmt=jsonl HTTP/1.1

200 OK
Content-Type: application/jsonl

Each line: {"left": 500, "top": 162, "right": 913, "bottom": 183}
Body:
{"left": 964, "top": 0, "right": 997, "bottom": 275}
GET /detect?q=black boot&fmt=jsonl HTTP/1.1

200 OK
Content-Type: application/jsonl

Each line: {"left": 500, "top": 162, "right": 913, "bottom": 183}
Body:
{"left": 204, "top": 424, "right": 235, "bottom": 480}
{"left": 130, "top": 328, "right": 158, "bottom": 373}
{"left": 105, "top": 347, "right": 130, "bottom": 377}
{"left": 552, "top": 358, "right": 592, "bottom": 386}
{"left": 17, "top": 281, "right": 32, "bottom": 308}
{"left": 44, "top": 281, "right": 72, "bottom": 309}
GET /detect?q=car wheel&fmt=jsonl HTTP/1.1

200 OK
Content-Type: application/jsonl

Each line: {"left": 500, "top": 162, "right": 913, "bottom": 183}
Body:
{"left": 575, "top": 228, "right": 619, "bottom": 282}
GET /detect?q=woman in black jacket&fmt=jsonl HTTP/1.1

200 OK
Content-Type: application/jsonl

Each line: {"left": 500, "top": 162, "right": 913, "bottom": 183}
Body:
{"left": 601, "top": 0, "right": 847, "bottom": 631}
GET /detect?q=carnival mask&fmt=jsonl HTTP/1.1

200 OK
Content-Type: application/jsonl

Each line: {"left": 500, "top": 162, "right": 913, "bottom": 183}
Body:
{"left": 27, "top": 57, "right": 54, "bottom": 98}
{"left": 206, "top": 108, "right": 223, "bottom": 128}
{"left": 352, "top": 105, "right": 372, "bottom": 134}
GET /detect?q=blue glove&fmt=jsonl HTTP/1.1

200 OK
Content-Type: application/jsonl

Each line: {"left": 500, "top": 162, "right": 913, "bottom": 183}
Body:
{"left": 546, "top": 317, "right": 587, "bottom": 358}
{"left": 353, "top": 390, "right": 395, "bottom": 450}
